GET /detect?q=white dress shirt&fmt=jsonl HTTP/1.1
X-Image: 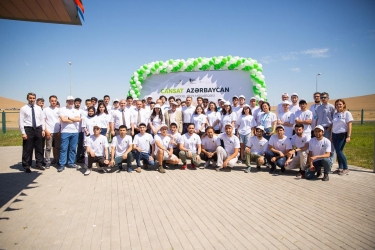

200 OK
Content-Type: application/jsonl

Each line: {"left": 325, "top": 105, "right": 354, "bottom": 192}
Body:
{"left": 19, "top": 103, "right": 45, "bottom": 134}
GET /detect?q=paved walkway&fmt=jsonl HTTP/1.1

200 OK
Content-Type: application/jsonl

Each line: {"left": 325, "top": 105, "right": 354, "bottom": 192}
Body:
{"left": 0, "top": 146, "right": 374, "bottom": 250}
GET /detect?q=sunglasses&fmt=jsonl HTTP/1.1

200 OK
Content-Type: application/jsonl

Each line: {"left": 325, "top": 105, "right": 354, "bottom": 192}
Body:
{"left": 320, "top": 97, "right": 327, "bottom": 99}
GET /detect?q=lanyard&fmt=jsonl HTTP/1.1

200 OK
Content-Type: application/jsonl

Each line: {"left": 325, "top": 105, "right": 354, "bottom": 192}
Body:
{"left": 261, "top": 113, "right": 269, "bottom": 126}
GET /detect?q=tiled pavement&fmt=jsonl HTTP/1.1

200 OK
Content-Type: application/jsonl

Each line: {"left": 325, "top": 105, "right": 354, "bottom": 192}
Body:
{"left": 0, "top": 146, "right": 374, "bottom": 250}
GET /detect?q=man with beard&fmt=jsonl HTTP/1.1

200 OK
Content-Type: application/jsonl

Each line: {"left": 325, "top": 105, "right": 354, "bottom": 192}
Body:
{"left": 309, "top": 92, "right": 321, "bottom": 137}
{"left": 155, "top": 124, "right": 179, "bottom": 173}
{"left": 200, "top": 126, "right": 218, "bottom": 169}
{"left": 244, "top": 125, "right": 268, "bottom": 173}
{"left": 215, "top": 123, "right": 240, "bottom": 172}
{"left": 179, "top": 123, "right": 201, "bottom": 169}
{"left": 289, "top": 93, "right": 300, "bottom": 114}
{"left": 294, "top": 99, "right": 313, "bottom": 140}
{"left": 285, "top": 123, "right": 309, "bottom": 177}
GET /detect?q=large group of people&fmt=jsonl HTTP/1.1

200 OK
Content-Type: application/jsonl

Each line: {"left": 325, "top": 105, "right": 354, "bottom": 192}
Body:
{"left": 19, "top": 91, "right": 353, "bottom": 181}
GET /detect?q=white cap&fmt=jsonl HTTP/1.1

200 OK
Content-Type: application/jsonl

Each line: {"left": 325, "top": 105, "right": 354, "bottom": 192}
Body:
{"left": 66, "top": 95, "right": 74, "bottom": 100}
{"left": 276, "top": 124, "right": 285, "bottom": 130}
{"left": 291, "top": 93, "right": 298, "bottom": 97}
{"left": 314, "top": 125, "right": 324, "bottom": 132}
{"left": 113, "top": 98, "right": 119, "bottom": 103}
{"left": 256, "top": 125, "right": 265, "bottom": 131}
{"left": 224, "top": 101, "right": 231, "bottom": 106}
{"left": 146, "top": 95, "right": 152, "bottom": 99}
{"left": 282, "top": 100, "right": 290, "bottom": 105}
{"left": 160, "top": 123, "right": 169, "bottom": 129}
{"left": 224, "top": 123, "right": 233, "bottom": 128}
{"left": 232, "top": 95, "right": 238, "bottom": 99}
{"left": 220, "top": 99, "right": 225, "bottom": 103}
{"left": 250, "top": 96, "right": 256, "bottom": 100}
{"left": 154, "top": 104, "right": 161, "bottom": 108}
{"left": 282, "top": 92, "right": 289, "bottom": 97}
{"left": 259, "top": 98, "right": 264, "bottom": 101}
{"left": 239, "top": 95, "right": 245, "bottom": 99}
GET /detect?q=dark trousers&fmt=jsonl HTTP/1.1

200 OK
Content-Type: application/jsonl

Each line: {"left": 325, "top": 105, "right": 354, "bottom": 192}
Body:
{"left": 76, "top": 132, "right": 85, "bottom": 161}
{"left": 182, "top": 123, "right": 189, "bottom": 134}
{"left": 113, "top": 152, "right": 134, "bottom": 169}
{"left": 173, "top": 148, "right": 180, "bottom": 158}
{"left": 265, "top": 150, "right": 287, "bottom": 169}
{"left": 200, "top": 152, "right": 217, "bottom": 162}
{"left": 88, "top": 155, "right": 108, "bottom": 169}
{"left": 22, "top": 126, "right": 43, "bottom": 168}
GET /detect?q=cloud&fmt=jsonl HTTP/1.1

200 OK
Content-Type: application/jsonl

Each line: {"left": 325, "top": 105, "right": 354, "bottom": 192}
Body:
{"left": 279, "top": 52, "right": 299, "bottom": 61}
{"left": 290, "top": 67, "right": 300, "bottom": 72}
{"left": 301, "top": 48, "right": 329, "bottom": 58}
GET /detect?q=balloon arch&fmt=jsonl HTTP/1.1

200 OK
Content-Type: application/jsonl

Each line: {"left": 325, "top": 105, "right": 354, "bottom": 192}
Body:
{"left": 128, "top": 56, "right": 267, "bottom": 101}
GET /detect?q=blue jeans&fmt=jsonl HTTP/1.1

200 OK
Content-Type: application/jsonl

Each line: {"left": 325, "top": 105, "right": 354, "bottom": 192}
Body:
{"left": 59, "top": 132, "right": 79, "bottom": 166}
{"left": 133, "top": 151, "right": 155, "bottom": 167}
{"left": 313, "top": 158, "right": 332, "bottom": 174}
{"left": 265, "top": 150, "right": 286, "bottom": 169}
{"left": 332, "top": 132, "right": 348, "bottom": 170}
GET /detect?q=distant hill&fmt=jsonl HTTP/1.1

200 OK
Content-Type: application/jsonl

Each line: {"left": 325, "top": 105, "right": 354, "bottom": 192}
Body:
{"left": 0, "top": 96, "right": 25, "bottom": 110}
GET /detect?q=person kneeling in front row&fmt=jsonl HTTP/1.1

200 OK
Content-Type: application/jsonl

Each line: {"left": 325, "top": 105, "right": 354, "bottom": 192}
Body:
{"left": 154, "top": 124, "right": 179, "bottom": 173}
{"left": 110, "top": 125, "right": 134, "bottom": 173}
{"left": 179, "top": 123, "right": 202, "bottom": 169}
{"left": 85, "top": 125, "right": 109, "bottom": 176}
{"left": 200, "top": 126, "right": 218, "bottom": 169}
{"left": 244, "top": 125, "right": 268, "bottom": 173}
{"left": 215, "top": 123, "right": 240, "bottom": 172}
{"left": 132, "top": 123, "right": 155, "bottom": 173}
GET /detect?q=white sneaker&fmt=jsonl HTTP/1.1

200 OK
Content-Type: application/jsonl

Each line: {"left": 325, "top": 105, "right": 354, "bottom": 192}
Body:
{"left": 84, "top": 169, "right": 91, "bottom": 176}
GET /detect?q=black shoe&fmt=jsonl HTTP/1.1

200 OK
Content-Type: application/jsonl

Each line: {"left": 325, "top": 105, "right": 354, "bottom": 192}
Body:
{"left": 269, "top": 166, "right": 276, "bottom": 174}
{"left": 280, "top": 167, "right": 286, "bottom": 173}
{"left": 322, "top": 174, "right": 329, "bottom": 181}
{"left": 316, "top": 171, "right": 322, "bottom": 178}
{"left": 36, "top": 165, "right": 45, "bottom": 170}
{"left": 25, "top": 168, "right": 32, "bottom": 173}
{"left": 256, "top": 166, "right": 261, "bottom": 170}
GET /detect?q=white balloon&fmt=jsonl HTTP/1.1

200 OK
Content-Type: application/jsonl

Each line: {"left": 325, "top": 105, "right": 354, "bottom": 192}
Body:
{"left": 166, "top": 68, "right": 171, "bottom": 73}
{"left": 197, "top": 63, "right": 202, "bottom": 68}
{"left": 132, "top": 94, "right": 137, "bottom": 99}
{"left": 130, "top": 90, "right": 135, "bottom": 94}
{"left": 256, "top": 84, "right": 261, "bottom": 89}
{"left": 256, "top": 72, "right": 262, "bottom": 77}
{"left": 250, "top": 69, "right": 257, "bottom": 74}
{"left": 252, "top": 81, "right": 257, "bottom": 86}
{"left": 263, "top": 92, "right": 268, "bottom": 96}
{"left": 134, "top": 77, "right": 138, "bottom": 81}
{"left": 258, "top": 63, "right": 263, "bottom": 69}
{"left": 255, "top": 95, "right": 260, "bottom": 100}
{"left": 136, "top": 81, "right": 141, "bottom": 86}
{"left": 145, "top": 70, "right": 150, "bottom": 74}
{"left": 133, "top": 72, "right": 138, "bottom": 77}
{"left": 259, "top": 75, "right": 265, "bottom": 80}
{"left": 138, "top": 86, "right": 142, "bottom": 90}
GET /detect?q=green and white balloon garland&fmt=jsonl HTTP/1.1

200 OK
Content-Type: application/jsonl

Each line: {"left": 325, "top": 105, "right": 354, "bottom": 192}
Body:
{"left": 128, "top": 56, "right": 267, "bottom": 101}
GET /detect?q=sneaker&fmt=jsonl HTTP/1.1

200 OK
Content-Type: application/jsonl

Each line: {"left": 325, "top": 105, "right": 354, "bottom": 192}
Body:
{"left": 68, "top": 164, "right": 78, "bottom": 169}
{"left": 101, "top": 167, "right": 107, "bottom": 173}
{"left": 256, "top": 166, "right": 261, "bottom": 170}
{"left": 244, "top": 167, "right": 251, "bottom": 173}
{"left": 280, "top": 167, "right": 286, "bottom": 173}
{"left": 343, "top": 169, "right": 349, "bottom": 175}
{"left": 332, "top": 169, "right": 341, "bottom": 174}
{"left": 83, "top": 164, "right": 88, "bottom": 169}
{"left": 84, "top": 169, "right": 91, "bottom": 176}
{"left": 338, "top": 169, "right": 344, "bottom": 175}
{"left": 181, "top": 164, "right": 187, "bottom": 170}
{"left": 158, "top": 165, "right": 166, "bottom": 173}
{"left": 127, "top": 167, "right": 132, "bottom": 173}
{"left": 322, "top": 174, "right": 329, "bottom": 181}
{"left": 296, "top": 170, "right": 303, "bottom": 178}
{"left": 223, "top": 167, "right": 232, "bottom": 172}
{"left": 57, "top": 166, "right": 65, "bottom": 172}
{"left": 136, "top": 167, "right": 142, "bottom": 173}
{"left": 191, "top": 163, "right": 196, "bottom": 169}
{"left": 237, "top": 160, "right": 242, "bottom": 164}
{"left": 45, "top": 163, "right": 50, "bottom": 169}
{"left": 25, "top": 167, "right": 32, "bottom": 173}
{"left": 143, "top": 165, "right": 149, "bottom": 170}
{"left": 269, "top": 166, "right": 276, "bottom": 174}
{"left": 36, "top": 165, "right": 45, "bottom": 170}
{"left": 215, "top": 166, "right": 223, "bottom": 172}
{"left": 212, "top": 161, "right": 217, "bottom": 167}
{"left": 51, "top": 160, "right": 57, "bottom": 164}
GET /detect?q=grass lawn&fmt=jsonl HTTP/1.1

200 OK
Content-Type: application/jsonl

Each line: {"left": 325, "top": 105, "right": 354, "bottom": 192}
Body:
{"left": 1, "top": 123, "right": 374, "bottom": 169}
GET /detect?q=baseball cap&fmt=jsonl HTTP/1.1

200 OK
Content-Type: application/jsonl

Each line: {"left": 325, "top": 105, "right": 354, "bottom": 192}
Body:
{"left": 220, "top": 99, "right": 225, "bottom": 103}
{"left": 276, "top": 125, "right": 285, "bottom": 130}
{"left": 314, "top": 125, "right": 325, "bottom": 132}
{"left": 232, "top": 95, "right": 238, "bottom": 99}
{"left": 291, "top": 93, "right": 298, "bottom": 97}
{"left": 113, "top": 99, "right": 119, "bottom": 103}
{"left": 66, "top": 95, "right": 74, "bottom": 100}
{"left": 146, "top": 95, "right": 152, "bottom": 99}
{"left": 282, "top": 100, "right": 290, "bottom": 105}
{"left": 259, "top": 98, "right": 264, "bottom": 101}
{"left": 160, "top": 123, "right": 169, "bottom": 129}
{"left": 224, "top": 101, "right": 231, "bottom": 106}
{"left": 250, "top": 97, "right": 256, "bottom": 101}
{"left": 224, "top": 123, "right": 233, "bottom": 128}
{"left": 154, "top": 104, "right": 161, "bottom": 108}
{"left": 239, "top": 95, "right": 245, "bottom": 99}
{"left": 170, "top": 122, "right": 178, "bottom": 128}
{"left": 282, "top": 92, "right": 289, "bottom": 97}
{"left": 256, "top": 125, "right": 265, "bottom": 131}
{"left": 299, "top": 99, "right": 307, "bottom": 104}
{"left": 93, "top": 125, "right": 100, "bottom": 129}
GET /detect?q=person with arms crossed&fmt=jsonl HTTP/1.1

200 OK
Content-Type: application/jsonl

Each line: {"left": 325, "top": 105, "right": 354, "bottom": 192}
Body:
{"left": 19, "top": 92, "right": 45, "bottom": 172}
{"left": 154, "top": 124, "right": 179, "bottom": 173}
{"left": 294, "top": 99, "right": 313, "bottom": 141}
{"left": 288, "top": 93, "right": 300, "bottom": 114}
{"left": 206, "top": 101, "right": 221, "bottom": 134}
{"left": 190, "top": 105, "right": 208, "bottom": 137}
{"left": 215, "top": 123, "right": 240, "bottom": 172}
{"left": 110, "top": 125, "right": 134, "bottom": 173}
{"left": 277, "top": 100, "right": 294, "bottom": 140}
{"left": 316, "top": 92, "right": 335, "bottom": 139}
{"left": 179, "top": 123, "right": 202, "bottom": 170}
{"left": 132, "top": 123, "right": 155, "bottom": 173}
{"left": 84, "top": 125, "right": 110, "bottom": 176}
{"left": 236, "top": 105, "right": 257, "bottom": 163}
{"left": 244, "top": 125, "right": 268, "bottom": 173}
{"left": 181, "top": 97, "right": 196, "bottom": 134}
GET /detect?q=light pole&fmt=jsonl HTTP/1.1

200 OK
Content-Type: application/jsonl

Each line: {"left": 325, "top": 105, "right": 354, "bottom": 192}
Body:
{"left": 69, "top": 62, "right": 72, "bottom": 95}
{"left": 316, "top": 73, "right": 321, "bottom": 92}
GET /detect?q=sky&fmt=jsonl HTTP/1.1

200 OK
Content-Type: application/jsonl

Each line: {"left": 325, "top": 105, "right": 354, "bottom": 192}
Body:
{"left": 0, "top": 0, "right": 374, "bottom": 106}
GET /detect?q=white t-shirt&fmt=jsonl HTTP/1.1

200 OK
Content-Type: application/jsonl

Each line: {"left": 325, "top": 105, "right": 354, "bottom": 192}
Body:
{"left": 246, "top": 136, "right": 268, "bottom": 155}
{"left": 111, "top": 135, "right": 133, "bottom": 158}
{"left": 59, "top": 107, "right": 80, "bottom": 133}
{"left": 332, "top": 111, "right": 353, "bottom": 134}
{"left": 201, "top": 135, "right": 218, "bottom": 152}
{"left": 154, "top": 134, "right": 173, "bottom": 154}
{"left": 291, "top": 134, "right": 309, "bottom": 155}
{"left": 96, "top": 113, "right": 111, "bottom": 129}
{"left": 133, "top": 133, "right": 154, "bottom": 153}
{"left": 221, "top": 113, "right": 237, "bottom": 133}
{"left": 217, "top": 133, "right": 240, "bottom": 155}
{"left": 191, "top": 114, "right": 207, "bottom": 132}
{"left": 309, "top": 103, "right": 321, "bottom": 129}
{"left": 168, "top": 131, "right": 181, "bottom": 149}
{"left": 278, "top": 111, "right": 294, "bottom": 139}
{"left": 87, "top": 134, "right": 109, "bottom": 157}
{"left": 150, "top": 114, "right": 165, "bottom": 134}
{"left": 268, "top": 134, "right": 293, "bottom": 154}
{"left": 179, "top": 133, "right": 201, "bottom": 153}
{"left": 258, "top": 112, "right": 277, "bottom": 129}
{"left": 308, "top": 137, "right": 331, "bottom": 162}
{"left": 294, "top": 109, "right": 313, "bottom": 134}
{"left": 182, "top": 105, "right": 196, "bottom": 123}
{"left": 44, "top": 106, "right": 60, "bottom": 133}
{"left": 206, "top": 110, "right": 221, "bottom": 130}
{"left": 236, "top": 114, "right": 257, "bottom": 135}
{"left": 289, "top": 104, "right": 300, "bottom": 114}
{"left": 82, "top": 115, "right": 98, "bottom": 135}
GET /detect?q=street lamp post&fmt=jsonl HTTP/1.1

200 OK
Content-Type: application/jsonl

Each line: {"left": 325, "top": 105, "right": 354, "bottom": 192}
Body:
{"left": 69, "top": 62, "right": 72, "bottom": 95}
{"left": 316, "top": 73, "right": 321, "bottom": 92}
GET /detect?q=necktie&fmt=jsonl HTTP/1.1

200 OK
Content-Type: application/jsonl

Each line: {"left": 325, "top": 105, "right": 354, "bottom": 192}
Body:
{"left": 31, "top": 105, "right": 36, "bottom": 129}
{"left": 122, "top": 110, "right": 125, "bottom": 125}
{"left": 137, "top": 110, "right": 141, "bottom": 125}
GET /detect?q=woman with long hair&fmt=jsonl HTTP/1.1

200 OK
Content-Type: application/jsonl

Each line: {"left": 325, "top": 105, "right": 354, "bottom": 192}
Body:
{"left": 257, "top": 102, "right": 276, "bottom": 141}
{"left": 206, "top": 101, "right": 221, "bottom": 134}
{"left": 149, "top": 104, "right": 165, "bottom": 136}
{"left": 332, "top": 99, "right": 353, "bottom": 175}
{"left": 220, "top": 101, "right": 237, "bottom": 134}
{"left": 190, "top": 105, "right": 208, "bottom": 136}
{"left": 236, "top": 105, "right": 257, "bottom": 162}
{"left": 96, "top": 103, "right": 110, "bottom": 137}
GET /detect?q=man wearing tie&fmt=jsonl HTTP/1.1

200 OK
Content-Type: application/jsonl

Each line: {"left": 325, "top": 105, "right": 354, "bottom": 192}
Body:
{"left": 132, "top": 100, "right": 149, "bottom": 137}
{"left": 110, "top": 99, "right": 133, "bottom": 136}
{"left": 19, "top": 93, "right": 45, "bottom": 173}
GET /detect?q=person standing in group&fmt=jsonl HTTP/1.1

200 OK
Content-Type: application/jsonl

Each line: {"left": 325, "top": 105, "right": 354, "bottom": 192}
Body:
{"left": 215, "top": 123, "right": 240, "bottom": 172}
{"left": 179, "top": 123, "right": 202, "bottom": 170}
{"left": 276, "top": 93, "right": 289, "bottom": 117}
{"left": 110, "top": 99, "right": 133, "bottom": 136}
{"left": 82, "top": 99, "right": 91, "bottom": 116}
{"left": 190, "top": 106, "right": 207, "bottom": 137}
{"left": 289, "top": 93, "right": 300, "bottom": 114}
{"left": 249, "top": 97, "right": 259, "bottom": 115}
{"left": 244, "top": 125, "right": 268, "bottom": 173}
{"left": 306, "top": 125, "right": 332, "bottom": 181}
{"left": 277, "top": 100, "right": 294, "bottom": 140}
{"left": 309, "top": 92, "right": 321, "bottom": 137}
{"left": 36, "top": 98, "right": 46, "bottom": 165}
{"left": 258, "top": 102, "right": 277, "bottom": 141}
{"left": 316, "top": 92, "right": 335, "bottom": 139}
{"left": 90, "top": 97, "right": 98, "bottom": 109}
{"left": 200, "top": 126, "right": 218, "bottom": 169}
{"left": 220, "top": 101, "right": 237, "bottom": 134}
{"left": 294, "top": 99, "right": 313, "bottom": 140}
{"left": 206, "top": 101, "right": 221, "bottom": 134}
{"left": 231, "top": 96, "right": 240, "bottom": 114}
{"left": 168, "top": 122, "right": 182, "bottom": 158}
{"left": 164, "top": 101, "right": 183, "bottom": 134}
{"left": 132, "top": 100, "right": 150, "bottom": 137}
{"left": 159, "top": 95, "right": 168, "bottom": 110}
{"left": 284, "top": 123, "right": 309, "bottom": 177}
{"left": 182, "top": 97, "right": 196, "bottom": 134}
{"left": 236, "top": 105, "right": 256, "bottom": 163}
{"left": 73, "top": 98, "right": 86, "bottom": 163}
{"left": 19, "top": 93, "right": 45, "bottom": 172}
{"left": 154, "top": 124, "right": 179, "bottom": 173}
{"left": 149, "top": 104, "right": 165, "bottom": 136}
{"left": 84, "top": 125, "right": 110, "bottom": 176}
{"left": 82, "top": 106, "right": 98, "bottom": 168}
{"left": 103, "top": 95, "right": 112, "bottom": 111}
{"left": 110, "top": 125, "right": 134, "bottom": 173}
{"left": 202, "top": 98, "right": 209, "bottom": 113}
{"left": 132, "top": 123, "right": 155, "bottom": 173}
{"left": 58, "top": 96, "right": 81, "bottom": 172}
{"left": 265, "top": 125, "right": 293, "bottom": 174}
{"left": 196, "top": 96, "right": 203, "bottom": 107}
{"left": 43, "top": 95, "right": 61, "bottom": 169}
{"left": 331, "top": 99, "right": 353, "bottom": 175}
{"left": 253, "top": 98, "right": 264, "bottom": 124}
